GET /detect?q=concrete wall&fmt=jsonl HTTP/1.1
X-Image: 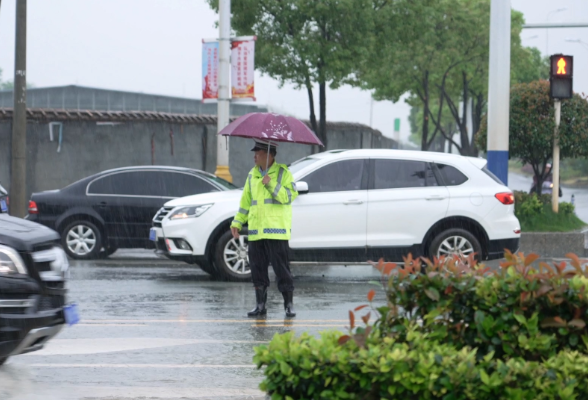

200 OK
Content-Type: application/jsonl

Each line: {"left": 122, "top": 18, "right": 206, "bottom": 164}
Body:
{"left": 0, "top": 119, "right": 394, "bottom": 199}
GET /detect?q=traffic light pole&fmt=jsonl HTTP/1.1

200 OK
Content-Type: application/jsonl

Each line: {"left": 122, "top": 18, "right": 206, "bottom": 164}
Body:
{"left": 552, "top": 100, "right": 561, "bottom": 213}
{"left": 486, "top": 0, "right": 511, "bottom": 185}
{"left": 10, "top": 0, "right": 27, "bottom": 218}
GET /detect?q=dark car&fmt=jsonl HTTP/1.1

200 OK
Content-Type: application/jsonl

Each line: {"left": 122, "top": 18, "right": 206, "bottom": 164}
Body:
{"left": 27, "top": 166, "right": 237, "bottom": 260}
{"left": 0, "top": 214, "right": 71, "bottom": 366}
{"left": 0, "top": 183, "right": 8, "bottom": 214}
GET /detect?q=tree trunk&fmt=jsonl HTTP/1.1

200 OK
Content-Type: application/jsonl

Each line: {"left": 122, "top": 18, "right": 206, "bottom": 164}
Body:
{"left": 421, "top": 72, "right": 430, "bottom": 151}
{"left": 306, "top": 79, "right": 318, "bottom": 154}
{"left": 319, "top": 81, "right": 327, "bottom": 152}
{"left": 460, "top": 72, "right": 471, "bottom": 156}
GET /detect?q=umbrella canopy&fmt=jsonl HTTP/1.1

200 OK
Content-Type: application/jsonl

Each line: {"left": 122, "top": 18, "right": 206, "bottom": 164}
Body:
{"left": 218, "top": 113, "right": 324, "bottom": 146}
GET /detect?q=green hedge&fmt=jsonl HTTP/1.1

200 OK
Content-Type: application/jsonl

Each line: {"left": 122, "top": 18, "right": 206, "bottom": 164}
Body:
{"left": 254, "top": 253, "right": 588, "bottom": 399}
{"left": 514, "top": 191, "right": 582, "bottom": 231}
{"left": 255, "top": 328, "right": 588, "bottom": 400}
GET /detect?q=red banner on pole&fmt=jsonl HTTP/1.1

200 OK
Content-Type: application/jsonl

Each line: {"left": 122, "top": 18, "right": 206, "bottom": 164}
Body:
{"left": 202, "top": 40, "right": 219, "bottom": 102}
{"left": 231, "top": 37, "right": 256, "bottom": 101}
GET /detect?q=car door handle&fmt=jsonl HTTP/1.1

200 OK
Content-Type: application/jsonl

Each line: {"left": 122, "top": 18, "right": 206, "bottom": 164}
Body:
{"left": 343, "top": 200, "right": 363, "bottom": 205}
{"left": 98, "top": 202, "right": 108, "bottom": 208}
{"left": 426, "top": 196, "right": 445, "bottom": 201}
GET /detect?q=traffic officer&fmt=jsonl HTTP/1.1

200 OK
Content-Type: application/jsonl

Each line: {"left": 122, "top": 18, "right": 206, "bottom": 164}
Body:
{"left": 230, "top": 139, "right": 299, "bottom": 318}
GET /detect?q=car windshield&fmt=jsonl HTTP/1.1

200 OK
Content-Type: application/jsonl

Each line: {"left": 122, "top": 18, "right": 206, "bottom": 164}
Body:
{"left": 206, "top": 175, "right": 239, "bottom": 190}
{"left": 288, "top": 157, "right": 321, "bottom": 175}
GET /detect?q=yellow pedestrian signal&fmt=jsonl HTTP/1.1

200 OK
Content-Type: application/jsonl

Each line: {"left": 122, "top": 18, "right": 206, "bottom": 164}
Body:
{"left": 550, "top": 54, "right": 573, "bottom": 99}
{"left": 557, "top": 58, "right": 567, "bottom": 75}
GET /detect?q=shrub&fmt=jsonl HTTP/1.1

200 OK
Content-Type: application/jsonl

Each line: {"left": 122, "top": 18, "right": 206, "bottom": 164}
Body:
{"left": 254, "top": 253, "right": 588, "bottom": 399}
{"left": 369, "top": 253, "right": 588, "bottom": 361}
{"left": 255, "top": 326, "right": 588, "bottom": 400}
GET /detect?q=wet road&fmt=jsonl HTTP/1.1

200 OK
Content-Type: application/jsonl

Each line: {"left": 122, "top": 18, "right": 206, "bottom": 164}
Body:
{"left": 508, "top": 172, "right": 588, "bottom": 223}
{"left": 0, "top": 254, "right": 383, "bottom": 400}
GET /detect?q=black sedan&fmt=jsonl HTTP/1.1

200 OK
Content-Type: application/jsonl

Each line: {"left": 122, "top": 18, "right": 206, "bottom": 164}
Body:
{"left": 27, "top": 166, "right": 236, "bottom": 260}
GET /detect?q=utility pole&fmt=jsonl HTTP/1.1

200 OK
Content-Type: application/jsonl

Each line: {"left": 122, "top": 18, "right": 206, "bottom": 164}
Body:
{"left": 486, "top": 0, "right": 511, "bottom": 185}
{"left": 552, "top": 100, "right": 561, "bottom": 213}
{"left": 11, "top": 0, "right": 27, "bottom": 218}
{"left": 215, "top": 0, "right": 233, "bottom": 182}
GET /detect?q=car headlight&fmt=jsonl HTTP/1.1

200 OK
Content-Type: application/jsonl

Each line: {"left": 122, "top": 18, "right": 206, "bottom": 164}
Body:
{"left": 0, "top": 245, "right": 27, "bottom": 275}
{"left": 169, "top": 204, "right": 213, "bottom": 220}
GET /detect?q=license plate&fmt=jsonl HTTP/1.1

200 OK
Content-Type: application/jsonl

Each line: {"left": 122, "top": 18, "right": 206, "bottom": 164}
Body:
{"left": 0, "top": 199, "right": 7, "bottom": 213}
{"left": 149, "top": 228, "right": 157, "bottom": 241}
{"left": 64, "top": 303, "right": 80, "bottom": 326}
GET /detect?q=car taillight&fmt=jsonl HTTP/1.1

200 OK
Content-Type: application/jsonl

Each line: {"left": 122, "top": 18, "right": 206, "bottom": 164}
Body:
{"left": 28, "top": 200, "right": 38, "bottom": 214}
{"left": 5, "top": 197, "right": 8, "bottom": 205}
{"left": 495, "top": 193, "right": 514, "bottom": 205}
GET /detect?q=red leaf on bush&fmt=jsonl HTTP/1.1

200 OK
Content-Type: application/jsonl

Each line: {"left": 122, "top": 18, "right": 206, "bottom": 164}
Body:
{"left": 566, "top": 253, "right": 583, "bottom": 272}
{"left": 383, "top": 263, "right": 397, "bottom": 275}
{"left": 524, "top": 253, "right": 540, "bottom": 267}
{"left": 354, "top": 305, "right": 368, "bottom": 312}
{"left": 444, "top": 286, "right": 453, "bottom": 295}
{"left": 520, "top": 292, "right": 529, "bottom": 304}
{"left": 349, "top": 311, "right": 355, "bottom": 329}
{"left": 367, "top": 289, "right": 376, "bottom": 302}
{"left": 574, "top": 308, "right": 583, "bottom": 319}
{"left": 568, "top": 319, "right": 586, "bottom": 330}
{"left": 535, "top": 285, "right": 553, "bottom": 297}
{"left": 541, "top": 317, "right": 567, "bottom": 328}
{"left": 555, "top": 261, "right": 566, "bottom": 273}
{"left": 361, "top": 312, "right": 371, "bottom": 325}
{"left": 338, "top": 335, "right": 351, "bottom": 345}
{"left": 374, "top": 259, "right": 384, "bottom": 272}
{"left": 500, "top": 261, "right": 514, "bottom": 269}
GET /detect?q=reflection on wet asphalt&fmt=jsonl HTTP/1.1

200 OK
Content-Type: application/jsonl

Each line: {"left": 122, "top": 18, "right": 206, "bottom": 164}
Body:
{"left": 0, "top": 254, "right": 383, "bottom": 400}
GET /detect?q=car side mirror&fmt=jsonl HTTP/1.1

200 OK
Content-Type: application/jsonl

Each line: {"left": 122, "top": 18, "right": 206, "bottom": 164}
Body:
{"left": 295, "top": 181, "right": 309, "bottom": 194}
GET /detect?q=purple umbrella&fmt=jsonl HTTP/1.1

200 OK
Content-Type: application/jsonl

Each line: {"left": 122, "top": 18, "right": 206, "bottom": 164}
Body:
{"left": 218, "top": 112, "right": 324, "bottom": 146}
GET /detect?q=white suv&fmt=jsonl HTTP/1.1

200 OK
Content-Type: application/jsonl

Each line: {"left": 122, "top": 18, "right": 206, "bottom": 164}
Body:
{"left": 151, "top": 149, "right": 520, "bottom": 281}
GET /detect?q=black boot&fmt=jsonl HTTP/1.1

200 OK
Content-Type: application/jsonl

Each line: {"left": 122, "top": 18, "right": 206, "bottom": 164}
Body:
{"left": 247, "top": 287, "right": 267, "bottom": 317}
{"left": 282, "top": 291, "right": 296, "bottom": 318}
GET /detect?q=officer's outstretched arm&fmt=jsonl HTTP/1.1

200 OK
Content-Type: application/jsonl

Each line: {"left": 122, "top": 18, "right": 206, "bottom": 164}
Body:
{"left": 264, "top": 167, "right": 299, "bottom": 205}
{"left": 231, "top": 175, "right": 252, "bottom": 230}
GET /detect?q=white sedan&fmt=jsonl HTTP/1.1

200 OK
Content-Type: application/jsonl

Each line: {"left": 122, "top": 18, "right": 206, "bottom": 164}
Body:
{"left": 151, "top": 149, "right": 520, "bottom": 281}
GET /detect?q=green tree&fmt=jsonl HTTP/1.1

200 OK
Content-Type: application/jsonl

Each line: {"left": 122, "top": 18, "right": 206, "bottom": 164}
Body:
{"left": 476, "top": 81, "right": 588, "bottom": 194}
{"left": 206, "top": 0, "right": 375, "bottom": 150}
{"left": 357, "top": 0, "right": 546, "bottom": 156}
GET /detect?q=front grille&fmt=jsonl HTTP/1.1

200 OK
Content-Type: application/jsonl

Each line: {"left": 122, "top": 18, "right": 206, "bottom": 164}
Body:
{"left": 34, "top": 261, "right": 52, "bottom": 272}
{"left": 153, "top": 206, "right": 174, "bottom": 227}
{"left": 38, "top": 295, "right": 65, "bottom": 311}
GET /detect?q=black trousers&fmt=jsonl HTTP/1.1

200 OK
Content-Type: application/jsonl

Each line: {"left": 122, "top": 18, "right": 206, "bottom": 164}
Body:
{"left": 249, "top": 239, "right": 294, "bottom": 293}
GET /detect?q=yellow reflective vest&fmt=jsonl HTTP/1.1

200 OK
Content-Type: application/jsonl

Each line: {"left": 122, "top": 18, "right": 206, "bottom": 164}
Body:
{"left": 230, "top": 162, "right": 299, "bottom": 241}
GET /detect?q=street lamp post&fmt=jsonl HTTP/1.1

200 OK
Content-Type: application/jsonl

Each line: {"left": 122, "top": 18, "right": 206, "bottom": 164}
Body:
{"left": 546, "top": 8, "right": 567, "bottom": 54}
{"left": 215, "top": 0, "right": 233, "bottom": 182}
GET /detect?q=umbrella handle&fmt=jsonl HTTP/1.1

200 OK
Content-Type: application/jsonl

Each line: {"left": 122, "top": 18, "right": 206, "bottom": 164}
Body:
{"left": 266, "top": 143, "right": 270, "bottom": 173}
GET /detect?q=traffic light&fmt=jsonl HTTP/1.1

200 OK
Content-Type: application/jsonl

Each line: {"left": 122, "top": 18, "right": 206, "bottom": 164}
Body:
{"left": 550, "top": 54, "right": 573, "bottom": 99}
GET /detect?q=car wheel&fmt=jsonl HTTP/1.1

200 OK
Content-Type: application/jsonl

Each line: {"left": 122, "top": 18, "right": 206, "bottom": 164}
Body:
{"left": 429, "top": 228, "right": 482, "bottom": 262}
{"left": 214, "top": 230, "right": 251, "bottom": 282}
{"left": 62, "top": 220, "right": 103, "bottom": 260}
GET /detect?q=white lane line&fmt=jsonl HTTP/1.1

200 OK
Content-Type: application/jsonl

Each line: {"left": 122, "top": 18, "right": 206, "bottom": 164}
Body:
{"left": 28, "top": 363, "right": 257, "bottom": 368}
{"left": 81, "top": 319, "right": 347, "bottom": 323}
{"left": 23, "top": 338, "right": 268, "bottom": 356}
{"left": 252, "top": 324, "right": 344, "bottom": 327}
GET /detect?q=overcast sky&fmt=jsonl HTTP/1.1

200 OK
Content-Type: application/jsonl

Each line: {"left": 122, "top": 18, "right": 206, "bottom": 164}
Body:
{"left": 0, "top": 0, "right": 586, "bottom": 142}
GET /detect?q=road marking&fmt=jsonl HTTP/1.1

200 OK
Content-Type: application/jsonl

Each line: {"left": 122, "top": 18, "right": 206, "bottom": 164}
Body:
{"left": 252, "top": 324, "right": 344, "bottom": 327}
{"left": 81, "top": 319, "right": 348, "bottom": 323}
{"left": 28, "top": 363, "right": 257, "bottom": 369}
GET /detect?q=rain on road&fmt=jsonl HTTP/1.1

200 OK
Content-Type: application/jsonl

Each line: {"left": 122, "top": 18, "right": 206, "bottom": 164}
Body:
{"left": 0, "top": 254, "right": 383, "bottom": 400}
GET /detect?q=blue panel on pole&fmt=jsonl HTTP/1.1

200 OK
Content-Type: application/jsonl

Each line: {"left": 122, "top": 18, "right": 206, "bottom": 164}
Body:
{"left": 487, "top": 150, "right": 509, "bottom": 186}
